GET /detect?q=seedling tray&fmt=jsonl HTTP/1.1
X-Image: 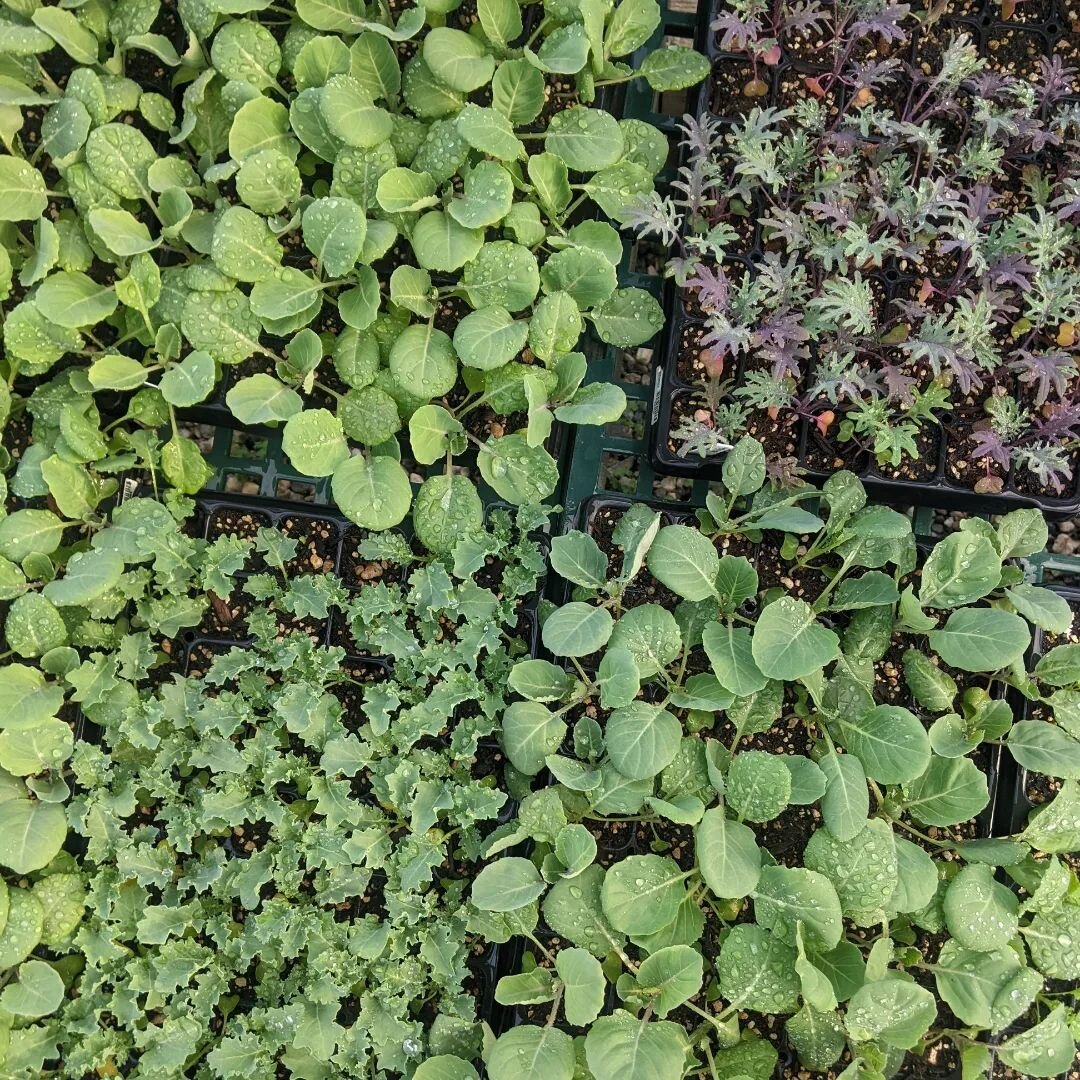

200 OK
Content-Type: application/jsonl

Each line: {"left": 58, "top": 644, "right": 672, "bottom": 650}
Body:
{"left": 174, "top": 413, "right": 573, "bottom": 519}
{"left": 651, "top": 7, "right": 1080, "bottom": 518}
{"left": 650, "top": 270, "right": 1080, "bottom": 517}
{"left": 570, "top": 492, "right": 1007, "bottom": 837}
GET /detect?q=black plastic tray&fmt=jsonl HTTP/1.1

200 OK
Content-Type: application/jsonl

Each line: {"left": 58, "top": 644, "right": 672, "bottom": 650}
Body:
{"left": 650, "top": 8, "right": 1080, "bottom": 517}
{"left": 649, "top": 286, "right": 1080, "bottom": 517}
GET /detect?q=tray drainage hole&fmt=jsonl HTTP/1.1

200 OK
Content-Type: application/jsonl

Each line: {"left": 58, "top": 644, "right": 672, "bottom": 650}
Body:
{"left": 275, "top": 478, "right": 317, "bottom": 503}
{"left": 599, "top": 452, "right": 641, "bottom": 495}
{"left": 223, "top": 471, "right": 263, "bottom": 496}
{"left": 614, "top": 344, "right": 654, "bottom": 385}
{"left": 606, "top": 399, "right": 647, "bottom": 440}
{"left": 181, "top": 422, "right": 216, "bottom": 455}
{"left": 666, "top": 0, "right": 701, "bottom": 20}
{"left": 229, "top": 430, "right": 269, "bottom": 460}
{"left": 652, "top": 474, "right": 695, "bottom": 502}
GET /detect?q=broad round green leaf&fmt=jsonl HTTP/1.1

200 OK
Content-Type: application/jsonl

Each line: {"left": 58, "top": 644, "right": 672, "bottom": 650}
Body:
{"left": 0, "top": 799, "right": 66, "bottom": 873}
{"left": 412, "top": 474, "right": 483, "bottom": 554}
{"left": 159, "top": 352, "right": 217, "bottom": 407}
{"left": 727, "top": 750, "right": 791, "bottom": 822}
{"left": 422, "top": 27, "right": 495, "bottom": 92}
{"left": 934, "top": 940, "right": 1041, "bottom": 1029}
{"left": 85, "top": 123, "right": 156, "bottom": 200}
{"left": 543, "top": 865, "right": 622, "bottom": 956}
{"left": 753, "top": 597, "right": 839, "bottom": 681}
{"left": 753, "top": 865, "right": 843, "bottom": 950}
{"left": 501, "top": 701, "right": 565, "bottom": 775}
{"left": 695, "top": 808, "right": 761, "bottom": 899}
{"left": 601, "top": 854, "right": 686, "bottom": 935}
{"left": 584, "top": 1012, "right": 687, "bottom": 1080}
{"left": 545, "top": 107, "right": 624, "bottom": 171}
{"left": 555, "top": 948, "right": 605, "bottom": 1026}
{"left": 702, "top": 623, "right": 768, "bottom": 697}
{"left": 834, "top": 704, "right": 931, "bottom": 784}
{"left": 0, "top": 959, "right": 64, "bottom": 1017}
{"left": 943, "top": 864, "right": 1019, "bottom": 952}
{"left": 928, "top": 609, "right": 1030, "bottom": 672}
{"left": 35, "top": 271, "right": 117, "bottom": 328}
{"left": 182, "top": 289, "right": 263, "bottom": 365}
{"left": 5, "top": 594, "right": 67, "bottom": 658}
{"left": 332, "top": 454, "right": 413, "bottom": 531}
{"left": 282, "top": 409, "right": 350, "bottom": 476}
{"left": 88, "top": 208, "right": 158, "bottom": 256}
{"left": 472, "top": 857, "right": 545, "bottom": 911}
{"left": 208, "top": 206, "right": 281, "bottom": 284}
{"left": 413, "top": 1056, "right": 479, "bottom": 1080}
{"left": 716, "top": 924, "right": 800, "bottom": 1013}
{"left": 389, "top": 323, "right": 457, "bottom": 398}
{"left": 477, "top": 434, "right": 558, "bottom": 504}
{"left": 803, "top": 818, "right": 897, "bottom": 921}
{"left": 997, "top": 1006, "right": 1076, "bottom": 1078}
{"left": 645, "top": 525, "right": 719, "bottom": 601}
{"left": 41, "top": 548, "right": 123, "bottom": 607}
{"left": 411, "top": 210, "right": 484, "bottom": 272}
{"left": 320, "top": 73, "right": 393, "bottom": 147}
{"left": 0, "top": 158, "right": 47, "bottom": 220}
{"left": 845, "top": 979, "right": 936, "bottom": 1049}
{"left": 87, "top": 353, "right": 147, "bottom": 391}
{"left": 487, "top": 1027, "right": 574, "bottom": 1080}
{"left": 640, "top": 46, "right": 711, "bottom": 90}
{"left": 1007, "top": 720, "right": 1080, "bottom": 779}
{"left": 462, "top": 241, "right": 540, "bottom": 311}
{"left": 608, "top": 603, "right": 681, "bottom": 678}
{"left": 376, "top": 167, "right": 438, "bottom": 214}
{"left": 605, "top": 702, "right": 681, "bottom": 781}
{"left": 226, "top": 374, "right": 303, "bottom": 425}
{"left": 918, "top": 532, "right": 1001, "bottom": 609}
{"left": 902, "top": 754, "right": 989, "bottom": 827}
{"left": 0, "top": 890, "right": 43, "bottom": 968}
{"left": 448, "top": 160, "right": 514, "bottom": 229}
{"left": 453, "top": 306, "right": 527, "bottom": 371}
{"left": 541, "top": 247, "right": 617, "bottom": 311}
{"left": 541, "top": 602, "right": 612, "bottom": 658}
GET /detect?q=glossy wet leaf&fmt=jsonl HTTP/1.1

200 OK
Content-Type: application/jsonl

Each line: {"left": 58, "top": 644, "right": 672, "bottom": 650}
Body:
{"left": 0, "top": 798, "right": 66, "bottom": 873}
{"left": 585, "top": 1012, "right": 687, "bottom": 1080}
{"left": 331, "top": 454, "right": 413, "bottom": 531}
{"left": 928, "top": 609, "right": 1030, "bottom": 672}
{"left": 606, "top": 702, "right": 681, "bottom": 780}
{"left": 833, "top": 704, "right": 931, "bottom": 784}
{"left": 844, "top": 979, "right": 936, "bottom": 1049}
{"left": 555, "top": 948, "right": 604, "bottom": 1026}
{"left": 487, "top": 1026, "right": 574, "bottom": 1080}
{"left": 902, "top": 754, "right": 989, "bottom": 827}
{"left": 160, "top": 352, "right": 217, "bottom": 408}
{"left": 413, "top": 475, "right": 483, "bottom": 555}
{"left": 753, "top": 596, "right": 839, "bottom": 680}
{"left": 423, "top": 27, "right": 495, "bottom": 92}
{"left": 211, "top": 206, "right": 282, "bottom": 283}
{"left": 453, "top": 306, "right": 527, "bottom": 371}
{"left": 717, "top": 924, "right": 800, "bottom": 1013}
{"left": 601, "top": 855, "right": 686, "bottom": 936}
{"left": 478, "top": 435, "right": 558, "bottom": 505}
{"left": 545, "top": 107, "right": 624, "bottom": 172}
{"left": 0, "top": 960, "right": 64, "bottom": 1018}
